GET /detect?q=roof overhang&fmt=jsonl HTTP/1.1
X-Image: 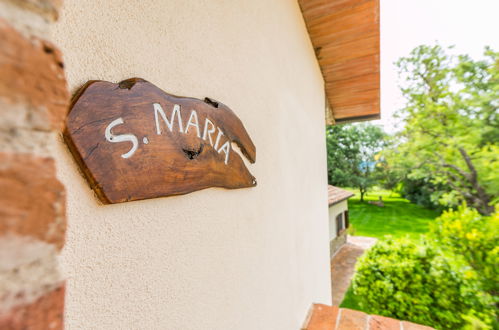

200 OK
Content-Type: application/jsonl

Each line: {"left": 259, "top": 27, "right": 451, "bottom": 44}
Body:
{"left": 299, "top": 0, "right": 380, "bottom": 125}
{"left": 328, "top": 185, "right": 355, "bottom": 206}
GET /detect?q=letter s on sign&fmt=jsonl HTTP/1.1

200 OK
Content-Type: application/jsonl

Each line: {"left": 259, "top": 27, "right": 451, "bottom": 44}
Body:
{"left": 104, "top": 118, "right": 139, "bottom": 159}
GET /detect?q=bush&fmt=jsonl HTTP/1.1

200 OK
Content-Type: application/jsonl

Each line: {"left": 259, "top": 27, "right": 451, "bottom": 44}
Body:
{"left": 352, "top": 238, "right": 470, "bottom": 328}
{"left": 351, "top": 205, "right": 498, "bottom": 329}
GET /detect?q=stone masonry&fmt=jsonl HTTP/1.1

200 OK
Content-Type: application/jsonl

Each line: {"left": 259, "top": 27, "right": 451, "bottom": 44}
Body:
{"left": 0, "top": 0, "right": 69, "bottom": 328}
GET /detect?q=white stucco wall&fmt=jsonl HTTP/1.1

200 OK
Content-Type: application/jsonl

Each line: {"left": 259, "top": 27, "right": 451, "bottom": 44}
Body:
{"left": 51, "top": 1, "right": 331, "bottom": 329}
{"left": 328, "top": 201, "right": 349, "bottom": 241}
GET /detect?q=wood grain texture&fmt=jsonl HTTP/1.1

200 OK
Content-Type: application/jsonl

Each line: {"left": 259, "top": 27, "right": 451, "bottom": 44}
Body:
{"left": 65, "top": 78, "right": 256, "bottom": 204}
{"left": 299, "top": 0, "right": 380, "bottom": 123}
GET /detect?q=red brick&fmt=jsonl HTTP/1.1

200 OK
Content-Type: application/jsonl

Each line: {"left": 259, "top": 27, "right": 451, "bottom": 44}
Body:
{"left": 0, "top": 18, "right": 69, "bottom": 132}
{"left": 0, "top": 285, "right": 64, "bottom": 329}
{"left": 402, "top": 321, "right": 434, "bottom": 330}
{"left": 303, "top": 304, "right": 339, "bottom": 330}
{"left": 0, "top": 153, "right": 66, "bottom": 250}
{"left": 337, "top": 308, "right": 368, "bottom": 330}
{"left": 370, "top": 314, "right": 400, "bottom": 330}
{"left": 2, "top": 0, "right": 62, "bottom": 21}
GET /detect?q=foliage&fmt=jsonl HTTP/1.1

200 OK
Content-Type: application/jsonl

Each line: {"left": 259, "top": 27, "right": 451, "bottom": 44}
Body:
{"left": 349, "top": 205, "right": 499, "bottom": 329}
{"left": 399, "top": 177, "right": 446, "bottom": 211}
{"left": 385, "top": 45, "right": 499, "bottom": 215}
{"left": 430, "top": 205, "right": 498, "bottom": 327}
{"left": 340, "top": 285, "right": 362, "bottom": 311}
{"left": 352, "top": 238, "right": 470, "bottom": 328}
{"left": 326, "top": 124, "right": 386, "bottom": 201}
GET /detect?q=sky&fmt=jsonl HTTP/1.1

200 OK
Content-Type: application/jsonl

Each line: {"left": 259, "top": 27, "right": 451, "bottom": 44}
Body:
{"left": 376, "top": 0, "right": 499, "bottom": 133}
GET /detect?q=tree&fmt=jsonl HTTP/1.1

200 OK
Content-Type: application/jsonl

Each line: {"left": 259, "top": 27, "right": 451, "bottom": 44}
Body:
{"left": 430, "top": 205, "right": 498, "bottom": 310}
{"left": 387, "top": 45, "right": 498, "bottom": 215}
{"left": 326, "top": 123, "right": 386, "bottom": 201}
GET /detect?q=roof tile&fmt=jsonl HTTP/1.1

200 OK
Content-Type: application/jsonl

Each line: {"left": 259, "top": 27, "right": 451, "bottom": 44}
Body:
{"left": 402, "top": 321, "right": 434, "bottom": 330}
{"left": 337, "top": 308, "right": 368, "bottom": 330}
{"left": 370, "top": 315, "right": 400, "bottom": 330}
{"left": 302, "top": 304, "right": 435, "bottom": 330}
{"left": 303, "top": 304, "right": 338, "bottom": 330}
{"left": 328, "top": 185, "right": 354, "bottom": 205}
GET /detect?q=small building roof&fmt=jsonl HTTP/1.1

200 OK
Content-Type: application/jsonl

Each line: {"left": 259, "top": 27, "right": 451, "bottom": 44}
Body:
{"left": 328, "top": 185, "right": 354, "bottom": 206}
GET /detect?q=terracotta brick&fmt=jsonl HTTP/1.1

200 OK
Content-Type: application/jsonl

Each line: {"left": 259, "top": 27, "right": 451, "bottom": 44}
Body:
{"left": 370, "top": 314, "right": 400, "bottom": 330}
{"left": 303, "top": 304, "right": 339, "bottom": 330}
{"left": 0, "top": 18, "right": 69, "bottom": 132}
{"left": 2, "top": 0, "right": 62, "bottom": 21}
{"left": 337, "top": 308, "right": 368, "bottom": 330}
{"left": 0, "top": 284, "right": 64, "bottom": 329}
{"left": 402, "top": 321, "right": 434, "bottom": 330}
{"left": 0, "top": 153, "right": 65, "bottom": 250}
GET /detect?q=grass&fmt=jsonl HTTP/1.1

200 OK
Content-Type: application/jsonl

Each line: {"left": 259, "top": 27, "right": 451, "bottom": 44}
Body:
{"left": 339, "top": 187, "right": 440, "bottom": 310}
{"left": 340, "top": 286, "right": 363, "bottom": 311}
{"left": 345, "top": 188, "right": 439, "bottom": 242}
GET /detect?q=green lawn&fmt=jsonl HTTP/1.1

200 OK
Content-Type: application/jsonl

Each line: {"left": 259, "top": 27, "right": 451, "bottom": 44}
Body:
{"left": 345, "top": 188, "right": 439, "bottom": 241}
{"left": 339, "top": 188, "right": 440, "bottom": 310}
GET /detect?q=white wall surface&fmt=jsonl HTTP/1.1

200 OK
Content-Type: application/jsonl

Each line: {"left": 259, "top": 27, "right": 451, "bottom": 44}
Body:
{"left": 328, "top": 201, "right": 348, "bottom": 241}
{"left": 51, "top": 0, "right": 331, "bottom": 329}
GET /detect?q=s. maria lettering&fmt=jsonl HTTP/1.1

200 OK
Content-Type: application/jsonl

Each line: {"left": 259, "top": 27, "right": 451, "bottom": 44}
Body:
{"left": 153, "top": 103, "right": 231, "bottom": 164}
{"left": 104, "top": 102, "right": 231, "bottom": 164}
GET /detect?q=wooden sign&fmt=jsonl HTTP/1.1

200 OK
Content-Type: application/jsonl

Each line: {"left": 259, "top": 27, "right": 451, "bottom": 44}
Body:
{"left": 64, "top": 78, "right": 256, "bottom": 204}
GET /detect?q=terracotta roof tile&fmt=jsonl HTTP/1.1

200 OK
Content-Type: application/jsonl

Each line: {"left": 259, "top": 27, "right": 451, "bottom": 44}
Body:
{"left": 302, "top": 304, "right": 338, "bottom": 330}
{"left": 337, "top": 308, "right": 368, "bottom": 330}
{"left": 401, "top": 321, "right": 434, "bottom": 330}
{"left": 328, "top": 185, "right": 354, "bottom": 206}
{"left": 302, "top": 304, "right": 435, "bottom": 330}
{"left": 370, "top": 315, "right": 400, "bottom": 330}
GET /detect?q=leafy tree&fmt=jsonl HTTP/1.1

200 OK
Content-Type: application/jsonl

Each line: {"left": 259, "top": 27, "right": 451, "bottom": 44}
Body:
{"left": 399, "top": 177, "right": 447, "bottom": 211}
{"left": 326, "top": 123, "right": 386, "bottom": 201}
{"left": 386, "top": 45, "right": 498, "bottom": 215}
{"left": 430, "top": 205, "right": 498, "bottom": 325}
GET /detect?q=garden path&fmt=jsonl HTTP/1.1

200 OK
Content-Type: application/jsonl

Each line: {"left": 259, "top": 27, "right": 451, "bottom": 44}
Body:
{"left": 330, "top": 235, "right": 377, "bottom": 305}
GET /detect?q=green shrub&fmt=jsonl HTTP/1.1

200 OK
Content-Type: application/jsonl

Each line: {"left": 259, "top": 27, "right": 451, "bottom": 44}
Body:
{"left": 352, "top": 238, "right": 469, "bottom": 328}
{"left": 351, "top": 205, "right": 498, "bottom": 329}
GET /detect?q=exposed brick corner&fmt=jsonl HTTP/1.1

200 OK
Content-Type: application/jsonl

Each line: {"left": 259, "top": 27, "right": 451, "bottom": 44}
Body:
{"left": 0, "top": 1, "right": 69, "bottom": 327}
{"left": 0, "top": 18, "right": 69, "bottom": 132}
{"left": 1, "top": 0, "right": 62, "bottom": 21}
{"left": 0, "top": 284, "right": 65, "bottom": 330}
{"left": 0, "top": 153, "right": 66, "bottom": 250}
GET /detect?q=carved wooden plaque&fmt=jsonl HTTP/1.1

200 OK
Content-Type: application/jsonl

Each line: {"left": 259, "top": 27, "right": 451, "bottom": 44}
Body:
{"left": 65, "top": 78, "right": 256, "bottom": 204}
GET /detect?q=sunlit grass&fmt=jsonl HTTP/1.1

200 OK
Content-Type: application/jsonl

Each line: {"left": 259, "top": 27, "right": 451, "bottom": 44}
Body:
{"left": 344, "top": 187, "right": 439, "bottom": 241}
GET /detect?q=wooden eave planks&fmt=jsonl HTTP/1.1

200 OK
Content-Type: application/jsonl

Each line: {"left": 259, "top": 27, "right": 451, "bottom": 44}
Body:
{"left": 299, "top": 0, "right": 380, "bottom": 123}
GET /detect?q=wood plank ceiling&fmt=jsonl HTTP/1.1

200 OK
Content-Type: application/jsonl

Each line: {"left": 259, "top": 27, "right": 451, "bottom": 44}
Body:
{"left": 299, "top": 0, "right": 380, "bottom": 124}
